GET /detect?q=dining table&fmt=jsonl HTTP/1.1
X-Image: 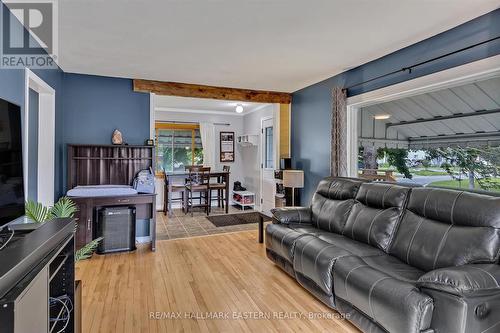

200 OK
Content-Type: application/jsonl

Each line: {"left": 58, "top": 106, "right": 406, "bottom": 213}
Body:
{"left": 163, "top": 171, "right": 231, "bottom": 217}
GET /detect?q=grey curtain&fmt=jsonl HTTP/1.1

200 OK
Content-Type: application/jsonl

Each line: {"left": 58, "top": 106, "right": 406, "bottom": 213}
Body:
{"left": 331, "top": 87, "right": 348, "bottom": 177}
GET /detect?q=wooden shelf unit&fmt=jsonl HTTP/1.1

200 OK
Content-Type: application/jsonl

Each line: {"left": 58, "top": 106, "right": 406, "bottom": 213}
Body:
{"left": 67, "top": 144, "right": 154, "bottom": 189}
{"left": 232, "top": 191, "right": 256, "bottom": 210}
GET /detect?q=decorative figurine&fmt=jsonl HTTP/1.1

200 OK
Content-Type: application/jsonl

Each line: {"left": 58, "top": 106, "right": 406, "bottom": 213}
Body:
{"left": 112, "top": 129, "right": 123, "bottom": 145}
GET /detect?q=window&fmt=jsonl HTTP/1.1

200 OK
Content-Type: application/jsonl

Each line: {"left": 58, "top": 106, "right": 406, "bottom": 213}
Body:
{"left": 264, "top": 126, "right": 274, "bottom": 169}
{"left": 155, "top": 123, "right": 203, "bottom": 173}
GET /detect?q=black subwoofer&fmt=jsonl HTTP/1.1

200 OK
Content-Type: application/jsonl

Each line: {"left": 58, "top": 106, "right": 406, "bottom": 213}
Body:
{"left": 96, "top": 206, "right": 136, "bottom": 254}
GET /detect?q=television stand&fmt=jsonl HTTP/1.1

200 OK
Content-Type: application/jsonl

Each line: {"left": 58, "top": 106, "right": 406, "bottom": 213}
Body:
{"left": 0, "top": 218, "right": 75, "bottom": 333}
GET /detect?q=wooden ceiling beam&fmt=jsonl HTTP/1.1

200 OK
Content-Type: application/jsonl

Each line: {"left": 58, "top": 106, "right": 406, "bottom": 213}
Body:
{"left": 133, "top": 79, "right": 291, "bottom": 104}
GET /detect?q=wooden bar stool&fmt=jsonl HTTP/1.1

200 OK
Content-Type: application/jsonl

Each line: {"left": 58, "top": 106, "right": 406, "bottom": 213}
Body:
{"left": 163, "top": 172, "right": 186, "bottom": 216}
{"left": 209, "top": 165, "right": 230, "bottom": 212}
{"left": 185, "top": 166, "right": 211, "bottom": 216}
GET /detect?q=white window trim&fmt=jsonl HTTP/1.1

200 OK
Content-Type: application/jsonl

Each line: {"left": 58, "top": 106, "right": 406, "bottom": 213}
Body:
{"left": 346, "top": 54, "right": 500, "bottom": 177}
{"left": 24, "top": 68, "right": 56, "bottom": 206}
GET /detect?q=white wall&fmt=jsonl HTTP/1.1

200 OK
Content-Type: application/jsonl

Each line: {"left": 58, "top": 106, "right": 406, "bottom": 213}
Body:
{"left": 241, "top": 105, "right": 275, "bottom": 205}
{"left": 155, "top": 110, "right": 245, "bottom": 190}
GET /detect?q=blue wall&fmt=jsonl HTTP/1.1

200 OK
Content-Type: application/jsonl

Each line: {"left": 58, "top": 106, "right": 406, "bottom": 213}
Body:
{"left": 292, "top": 9, "right": 500, "bottom": 205}
{"left": 60, "top": 73, "right": 150, "bottom": 191}
{"left": 62, "top": 73, "right": 150, "bottom": 146}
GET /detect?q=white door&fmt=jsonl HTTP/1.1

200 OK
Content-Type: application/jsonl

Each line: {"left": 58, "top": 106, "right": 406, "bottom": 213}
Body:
{"left": 260, "top": 117, "right": 275, "bottom": 214}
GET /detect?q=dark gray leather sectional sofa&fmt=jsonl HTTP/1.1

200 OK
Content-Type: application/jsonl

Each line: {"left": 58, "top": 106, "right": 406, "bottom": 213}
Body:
{"left": 265, "top": 177, "right": 500, "bottom": 333}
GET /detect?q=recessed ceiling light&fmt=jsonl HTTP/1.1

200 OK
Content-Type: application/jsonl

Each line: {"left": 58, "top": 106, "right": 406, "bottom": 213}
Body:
{"left": 374, "top": 114, "right": 391, "bottom": 120}
{"left": 235, "top": 104, "right": 244, "bottom": 113}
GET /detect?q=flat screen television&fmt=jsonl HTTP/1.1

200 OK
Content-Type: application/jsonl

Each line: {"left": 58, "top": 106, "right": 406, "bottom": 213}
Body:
{"left": 0, "top": 99, "right": 24, "bottom": 228}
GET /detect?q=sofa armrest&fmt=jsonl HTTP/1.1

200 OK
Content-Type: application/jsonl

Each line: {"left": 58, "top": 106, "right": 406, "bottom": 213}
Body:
{"left": 270, "top": 207, "right": 313, "bottom": 225}
{"left": 417, "top": 264, "right": 500, "bottom": 297}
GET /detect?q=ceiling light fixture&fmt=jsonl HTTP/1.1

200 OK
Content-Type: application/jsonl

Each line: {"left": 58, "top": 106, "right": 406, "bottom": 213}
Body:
{"left": 235, "top": 104, "right": 244, "bottom": 113}
{"left": 374, "top": 114, "right": 391, "bottom": 120}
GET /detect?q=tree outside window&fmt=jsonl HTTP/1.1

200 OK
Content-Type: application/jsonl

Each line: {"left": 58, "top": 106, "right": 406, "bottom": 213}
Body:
{"left": 155, "top": 124, "right": 203, "bottom": 173}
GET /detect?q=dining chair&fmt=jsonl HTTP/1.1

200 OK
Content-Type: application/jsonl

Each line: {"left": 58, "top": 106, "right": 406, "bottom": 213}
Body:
{"left": 185, "top": 166, "right": 211, "bottom": 216}
{"left": 209, "top": 165, "right": 230, "bottom": 212}
{"left": 163, "top": 171, "right": 186, "bottom": 216}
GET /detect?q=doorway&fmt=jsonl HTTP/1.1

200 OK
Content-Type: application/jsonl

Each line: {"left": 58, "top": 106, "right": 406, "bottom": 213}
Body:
{"left": 260, "top": 116, "right": 275, "bottom": 214}
{"left": 24, "top": 69, "right": 56, "bottom": 206}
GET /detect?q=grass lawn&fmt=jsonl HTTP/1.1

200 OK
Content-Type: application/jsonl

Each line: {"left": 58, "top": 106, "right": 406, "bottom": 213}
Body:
{"left": 429, "top": 178, "right": 500, "bottom": 192}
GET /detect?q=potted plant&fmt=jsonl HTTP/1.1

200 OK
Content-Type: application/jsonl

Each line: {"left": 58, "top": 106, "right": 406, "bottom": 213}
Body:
{"left": 25, "top": 197, "right": 103, "bottom": 260}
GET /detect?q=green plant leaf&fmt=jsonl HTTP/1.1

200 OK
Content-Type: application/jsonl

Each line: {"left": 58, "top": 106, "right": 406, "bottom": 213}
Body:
{"left": 75, "top": 237, "right": 103, "bottom": 261}
{"left": 49, "top": 197, "right": 78, "bottom": 219}
{"left": 25, "top": 199, "right": 49, "bottom": 223}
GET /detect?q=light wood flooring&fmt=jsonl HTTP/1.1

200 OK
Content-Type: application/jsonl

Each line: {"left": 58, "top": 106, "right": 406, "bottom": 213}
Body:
{"left": 76, "top": 230, "right": 359, "bottom": 333}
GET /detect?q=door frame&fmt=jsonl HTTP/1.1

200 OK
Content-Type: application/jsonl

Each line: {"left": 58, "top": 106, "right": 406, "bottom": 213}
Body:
{"left": 345, "top": 54, "right": 500, "bottom": 177}
{"left": 260, "top": 115, "right": 278, "bottom": 212}
{"left": 24, "top": 69, "right": 56, "bottom": 206}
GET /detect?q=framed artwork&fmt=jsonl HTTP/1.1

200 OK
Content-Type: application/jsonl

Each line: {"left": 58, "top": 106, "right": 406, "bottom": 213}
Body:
{"left": 220, "top": 131, "right": 235, "bottom": 162}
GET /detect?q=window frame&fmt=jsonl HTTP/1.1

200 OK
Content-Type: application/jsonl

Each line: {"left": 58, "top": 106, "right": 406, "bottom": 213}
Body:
{"left": 155, "top": 122, "right": 202, "bottom": 174}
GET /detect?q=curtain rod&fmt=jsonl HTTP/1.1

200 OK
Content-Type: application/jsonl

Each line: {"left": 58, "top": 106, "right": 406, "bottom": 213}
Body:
{"left": 156, "top": 120, "right": 230, "bottom": 126}
{"left": 343, "top": 35, "right": 500, "bottom": 92}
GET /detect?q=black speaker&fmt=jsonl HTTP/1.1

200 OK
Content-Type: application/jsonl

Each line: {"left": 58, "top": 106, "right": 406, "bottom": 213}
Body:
{"left": 96, "top": 206, "right": 136, "bottom": 254}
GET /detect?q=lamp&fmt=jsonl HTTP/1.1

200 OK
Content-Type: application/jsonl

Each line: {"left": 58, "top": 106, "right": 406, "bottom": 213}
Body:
{"left": 235, "top": 104, "right": 244, "bottom": 113}
{"left": 283, "top": 170, "right": 304, "bottom": 206}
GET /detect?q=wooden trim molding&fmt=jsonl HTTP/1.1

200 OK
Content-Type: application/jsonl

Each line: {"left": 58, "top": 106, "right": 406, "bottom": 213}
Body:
{"left": 155, "top": 122, "right": 199, "bottom": 130}
{"left": 279, "top": 103, "right": 291, "bottom": 158}
{"left": 134, "top": 79, "right": 291, "bottom": 104}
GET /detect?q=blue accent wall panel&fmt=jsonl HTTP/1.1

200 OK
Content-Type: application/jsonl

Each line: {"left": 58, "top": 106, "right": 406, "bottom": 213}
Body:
{"left": 292, "top": 9, "right": 500, "bottom": 205}
{"left": 61, "top": 73, "right": 150, "bottom": 191}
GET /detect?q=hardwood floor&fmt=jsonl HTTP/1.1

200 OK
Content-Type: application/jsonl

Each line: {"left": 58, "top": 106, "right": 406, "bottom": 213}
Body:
{"left": 76, "top": 231, "right": 359, "bottom": 333}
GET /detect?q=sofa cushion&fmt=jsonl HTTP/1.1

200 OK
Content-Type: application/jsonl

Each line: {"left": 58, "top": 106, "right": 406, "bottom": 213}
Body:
{"left": 406, "top": 187, "right": 500, "bottom": 227}
{"left": 342, "top": 183, "right": 410, "bottom": 252}
{"left": 288, "top": 223, "right": 323, "bottom": 235}
{"left": 265, "top": 223, "right": 311, "bottom": 262}
{"left": 390, "top": 188, "right": 500, "bottom": 271}
{"left": 314, "top": 177, "right": 366, "bottom": 201}
{"left": 315, "top": 232, "right": 385, "bottom": 257}
{"left": 293, "top": 236, "right": 351, "bottom": 296}
{"left": 311, "top": 177, "right": 365, "bottom": 233}
{"left": 359, "top": 254, "right": 425, "bottom": 283}
{"left": 333, "top": 255, "right": 433, "bottom": 333}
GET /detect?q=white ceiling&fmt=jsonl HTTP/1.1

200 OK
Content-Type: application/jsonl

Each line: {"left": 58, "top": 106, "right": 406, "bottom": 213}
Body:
{"left": 58, "top": 0, "right": 499, "bottom": 92}
{"left": 155, "top": 95, "right": 269, "bottom": 115}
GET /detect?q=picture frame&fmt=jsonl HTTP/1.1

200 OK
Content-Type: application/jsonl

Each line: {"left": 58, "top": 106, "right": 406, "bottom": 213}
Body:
{"left": 220, "top": 131, "right": 235, "bottom": 162}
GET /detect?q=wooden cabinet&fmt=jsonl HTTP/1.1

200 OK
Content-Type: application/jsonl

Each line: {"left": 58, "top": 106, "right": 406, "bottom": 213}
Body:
{"left": 71, "top": 194, "right": 156, "bottom": 251}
